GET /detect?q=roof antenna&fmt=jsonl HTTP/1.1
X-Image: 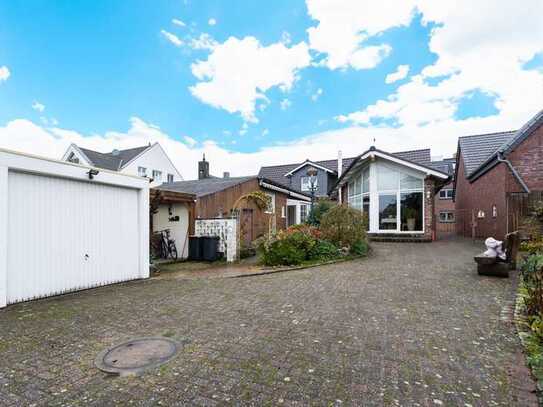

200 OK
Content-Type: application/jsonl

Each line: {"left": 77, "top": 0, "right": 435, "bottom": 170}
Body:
{"left": 203, "top": 153, "right": 206, "bottom": 161}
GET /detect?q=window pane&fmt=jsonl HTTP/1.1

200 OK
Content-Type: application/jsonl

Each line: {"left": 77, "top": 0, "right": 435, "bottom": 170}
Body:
{"left": 354, "top": 176, "right": 362, "bottom": 195}
{"left": 400, "top": 192, "right": 423, "bottom": 231}
{"left": 362, "top": 167, "right": 370, "bottom": 193}
{"left": 348, "top": 181, "right": 354, "bottom": 197}
{"left": 400, "top": 174, "right": 423, "bottom": 190}
{"left": 377, "top": 165, "right": 398, "bottom": 191}
{"left": 379, "top": 194, "right": 397, "bottom": 230}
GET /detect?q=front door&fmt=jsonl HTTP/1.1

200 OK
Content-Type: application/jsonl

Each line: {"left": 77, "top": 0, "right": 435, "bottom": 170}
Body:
{"left": 241, "top": 208, "right": 254, "bottom": 246}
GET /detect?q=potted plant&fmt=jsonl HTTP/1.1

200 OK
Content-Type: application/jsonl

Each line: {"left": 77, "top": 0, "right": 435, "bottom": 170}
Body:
{"left": 404, "top": 208, "right": 418, "bottom": 231}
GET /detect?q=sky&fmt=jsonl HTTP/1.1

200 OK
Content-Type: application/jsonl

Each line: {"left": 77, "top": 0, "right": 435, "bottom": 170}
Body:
{"left": 0, "top": 0, "right": 542, "bottom": 179}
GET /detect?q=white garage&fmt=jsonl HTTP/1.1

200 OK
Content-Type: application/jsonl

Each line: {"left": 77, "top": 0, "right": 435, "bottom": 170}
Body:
{"left": 0, "top": 148, "right": 149, "bottom": 307}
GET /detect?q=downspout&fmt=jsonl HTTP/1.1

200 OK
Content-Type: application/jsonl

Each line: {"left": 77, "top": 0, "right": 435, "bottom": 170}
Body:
{"left": 497, "top": 152, "right": 530, "bottom": 193}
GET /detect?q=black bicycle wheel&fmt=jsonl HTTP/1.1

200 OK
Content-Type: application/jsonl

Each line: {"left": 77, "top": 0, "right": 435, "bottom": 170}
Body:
{"left": 169, "top": 244, "right": 178, "bottom": 260}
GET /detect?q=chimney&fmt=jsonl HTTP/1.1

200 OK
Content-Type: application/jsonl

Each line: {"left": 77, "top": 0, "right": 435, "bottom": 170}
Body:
{"left": 198, "top": 154, "right": 210, "bottom": 180}
{"left": 223, "top": 172, "right": 230, "bottom": 179}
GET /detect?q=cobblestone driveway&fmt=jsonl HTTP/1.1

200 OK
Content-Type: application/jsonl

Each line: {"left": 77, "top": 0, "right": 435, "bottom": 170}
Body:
{"left": 0, "top": 240, "right": 537, "bottom": 406}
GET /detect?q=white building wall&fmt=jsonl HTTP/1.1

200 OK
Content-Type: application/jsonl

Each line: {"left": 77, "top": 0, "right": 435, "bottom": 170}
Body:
{"left": 152, "top": 203, "right": 190, "bottom": 259}
{"left": 0, "top": 149, "right": 149, "bottom": 307}
{"left": 122, "top": 144, "right": 182, "bottom": 187}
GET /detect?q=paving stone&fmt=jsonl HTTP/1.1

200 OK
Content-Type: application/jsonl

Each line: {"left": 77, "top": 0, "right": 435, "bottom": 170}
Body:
{"left": 0, "top": 239, "right": 538, "bottom": 405}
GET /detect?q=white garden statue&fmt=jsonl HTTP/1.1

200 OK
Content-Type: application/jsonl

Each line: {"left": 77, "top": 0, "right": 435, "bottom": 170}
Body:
{"left": 483, "top": 237, "right": 506, "bottom": 260}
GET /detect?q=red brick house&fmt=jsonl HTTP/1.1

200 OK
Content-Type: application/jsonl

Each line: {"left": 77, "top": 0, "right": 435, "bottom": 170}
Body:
{"left": 454, "top": 109, "right": 543, "bottom": 240}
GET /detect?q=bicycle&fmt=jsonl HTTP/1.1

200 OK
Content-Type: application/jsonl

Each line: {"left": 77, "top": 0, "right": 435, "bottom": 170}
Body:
{"left": 153, "top": 229, "right": 178, "bottom": 260}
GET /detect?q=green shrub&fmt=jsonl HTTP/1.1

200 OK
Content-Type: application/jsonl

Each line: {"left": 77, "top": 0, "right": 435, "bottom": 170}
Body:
{"left": 308, "top": 239, "right": 340, "bottom": 261}
{"left": 520, "top": 240, "right": 543, "bottom": 254}
{"left": 306, "top": 199, "right": 336, "bottom": 226}
{"left": 256, "top": 230, "right": 317, "bottom": 266}
{"left": 320, "top": 204, "right": 368, "bottom": 249}
{"left": 351, "top": 239, "right": 369, "bottom": 256}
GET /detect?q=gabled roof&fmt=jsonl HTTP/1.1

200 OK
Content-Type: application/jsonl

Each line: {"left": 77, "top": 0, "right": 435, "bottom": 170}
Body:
{"left": 333, "top": 147, "right": 449, "bottom": 191}
{"left": 258, "top": 149, "right": 432, "bottom": 191}
{"left": 284, "top": 160, "right": 337, "bottom": 177}
{"left": 458, "top": 108, "right": 543, "bottom": 182}
{"left": 457, "top": 131, "right": 516, "bottom": 178}
{"left": 71, "top": 144, "right": 153, "bottom": 171}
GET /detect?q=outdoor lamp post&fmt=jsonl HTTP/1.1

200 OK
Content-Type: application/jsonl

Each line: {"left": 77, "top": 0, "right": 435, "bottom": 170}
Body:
{"left": 307, "top": 166, "right": 318, "bottom": 212}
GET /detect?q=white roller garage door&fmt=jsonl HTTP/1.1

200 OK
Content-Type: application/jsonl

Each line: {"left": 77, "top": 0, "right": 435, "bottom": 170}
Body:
{"left": 0, "top": 149, "right": 149, "bottom": 307}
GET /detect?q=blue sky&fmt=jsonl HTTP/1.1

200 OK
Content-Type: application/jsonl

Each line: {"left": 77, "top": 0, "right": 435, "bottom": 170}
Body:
{"left": 0, "top": 1, "right": 542, "bottom": 178}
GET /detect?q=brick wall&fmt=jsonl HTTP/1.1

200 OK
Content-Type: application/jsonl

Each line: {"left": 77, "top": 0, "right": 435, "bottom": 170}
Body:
{"left": 507, "top": 121, "right": 543, "bottom": 191}
{"left": 454, "top": 154, "right": 508, "bottom": 240}
{"left": 424, "top": 178, "right": 436, "bottom": 240}
{"left": 434, "top": 181, "right": 455, "bottom": 237}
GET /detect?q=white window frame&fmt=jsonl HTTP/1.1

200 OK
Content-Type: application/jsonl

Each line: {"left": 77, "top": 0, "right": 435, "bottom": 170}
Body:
{"left": 301, "top": 176, "right": 318, "bottom": 192}
{"left": 138, "top": 167, "right": 147, "bottom": 177}
{"left": 167, "top": 173, "right": 174, "bottom": 183}
{"left": 439, "top": 189, "right": 454, "bottom": 200}
{"left": 300, "top": 204, "right": 308, "bottom": 223}
{"left": 152, "top": 170, "right": 162, "bottom": 181}
{"left": 346, "top": 160, "right": 425, "bottom": 234}
{"left": 439, "top": 211, "right": 455, "bottom": 223}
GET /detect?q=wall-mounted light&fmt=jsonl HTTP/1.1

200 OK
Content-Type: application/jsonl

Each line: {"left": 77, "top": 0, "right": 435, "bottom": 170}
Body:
{"left": 87, "top": 169, "right": 100, "bottom": 180}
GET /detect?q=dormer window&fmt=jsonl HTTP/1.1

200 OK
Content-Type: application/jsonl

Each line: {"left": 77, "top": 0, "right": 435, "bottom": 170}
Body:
{"left": 67, "top": 152, "right": 80, "bottom": 164}
{"left": 301, "top": 176, "right": 318, "bottom": 192}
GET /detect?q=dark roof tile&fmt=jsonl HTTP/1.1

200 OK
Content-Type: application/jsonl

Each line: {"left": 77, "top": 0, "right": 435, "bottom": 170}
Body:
{"left": 458, "top": 131, "right": 516, "bottom": 177}
{"left": 158, "top": 176, "right": 257, "bottom": 197}
{"left": 77, "top": 144, "right": 152, "bottom": 171}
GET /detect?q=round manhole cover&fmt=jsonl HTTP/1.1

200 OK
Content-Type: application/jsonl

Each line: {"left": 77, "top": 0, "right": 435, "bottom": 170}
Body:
{"left": 95, "top": 337, "right": 178, "bottom": 376}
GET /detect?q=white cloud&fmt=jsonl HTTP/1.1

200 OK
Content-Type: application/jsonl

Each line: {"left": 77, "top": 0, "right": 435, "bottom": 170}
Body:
{"left": 280, "top": 98, "right": 292, "bottom": 110}
{"left": 385, "top": 65, "right": 410, "bottom": 84}
{"left": 239, "top": 122, "right": 249, "bottom": 136}
{"left": 172, "top": 19, "right": 186, "bottom": 27}
{"left": 161, "top": 30, "right": 183, "bottom": 47}
{"left": 189, "top": 36, "right": 311, "bottom": 122}
{"left": 32, "top": 101, "right": 45, "bottom": 113}
{"left": 306, "top": 0, "right": 416, "bottom": 70}
{"left": 0, "top": 66, "right": 10, "bottom": 82}
{"left": 3, "top": 113, "right": 540, "bottom": 182}
{"left": 336, "top": 1, "right": 543, "bottom": 132}
{"left": 311, "top": 88, "right": 323, "bottom": 101}
{"left": 183, "top": 135, "right": 197, "bottom": 146}
{"left": 189, "top": 33, "right": 218, "bottom": 51}
{"left": 261, "top": 129, "right": 270, "bottom": 137}
{"left": 208, "top": 18, "right": 217, "bottom": 26}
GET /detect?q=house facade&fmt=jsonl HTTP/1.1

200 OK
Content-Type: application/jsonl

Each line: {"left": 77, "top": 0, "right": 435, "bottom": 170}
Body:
{"left": 455, "top": 109, "right": 543, "bottom": 240}
{"left": 159, "top": 157, "right": 311, "bottom": 245}
{"left": 333, "top": 147, "right": 449, "bottom": 241}
{"left": 61, "top": 142, "right": 182, "bottom": 187}
{"left": 431, "top": 158, "right": 456, "bottom": 238}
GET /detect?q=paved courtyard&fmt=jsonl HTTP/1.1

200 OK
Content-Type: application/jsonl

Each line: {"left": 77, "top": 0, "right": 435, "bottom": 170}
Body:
{"left": 0, "top": 240, "right": 538, "bottom": 406}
